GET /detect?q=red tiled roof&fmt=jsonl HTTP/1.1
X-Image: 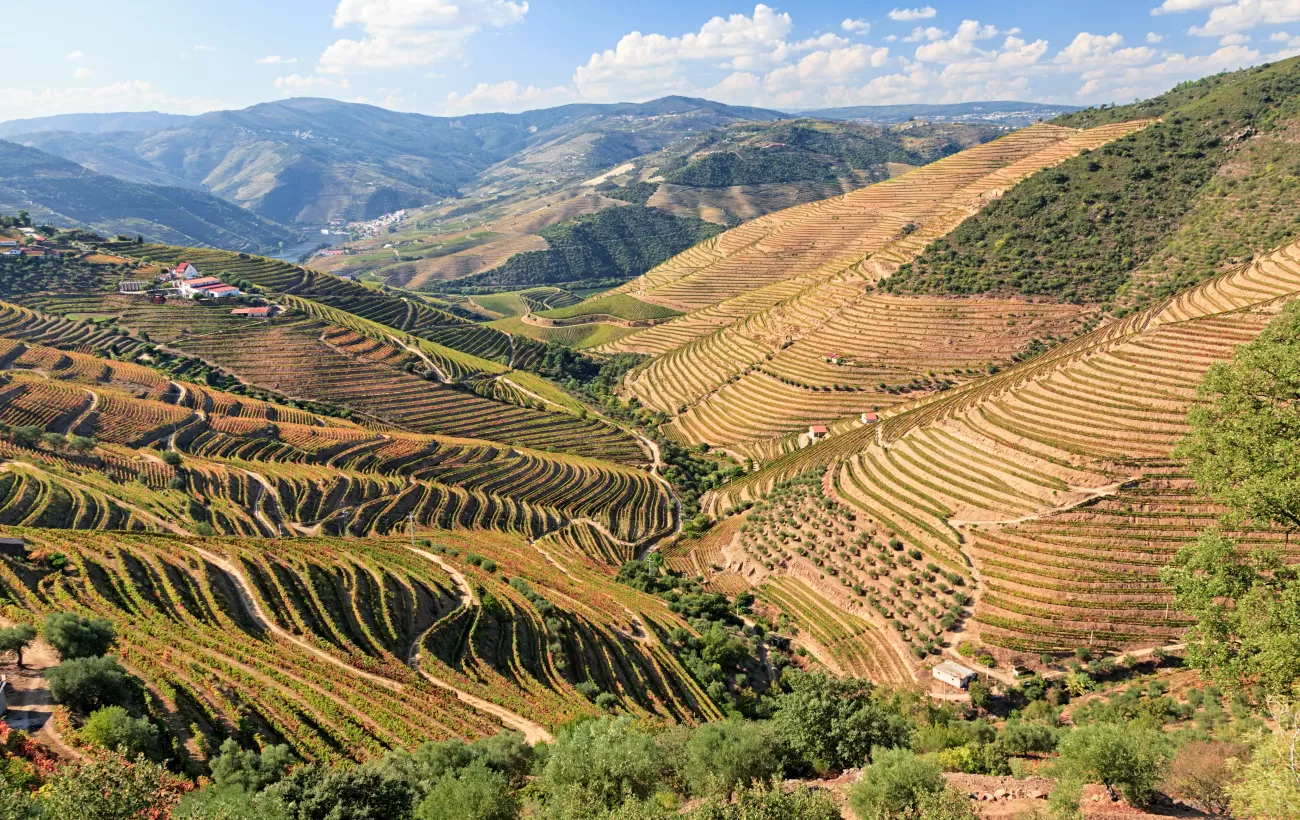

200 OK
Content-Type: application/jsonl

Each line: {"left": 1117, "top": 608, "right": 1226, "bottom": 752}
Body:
{"left": 809, "top": 425, "right": 829, "bottom": 434}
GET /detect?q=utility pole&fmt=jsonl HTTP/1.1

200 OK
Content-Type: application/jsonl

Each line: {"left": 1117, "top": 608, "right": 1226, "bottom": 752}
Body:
{"left": 409, "top": 512, "right": 416, "bottom": 548}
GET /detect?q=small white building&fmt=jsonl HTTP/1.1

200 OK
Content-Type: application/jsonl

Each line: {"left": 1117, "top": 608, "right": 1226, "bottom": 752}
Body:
{"left": 808, "top": 424, "right": 828, "bottom": 441}
{"left": 860, "top": 412, "right": 879, "bottom": 424}
{"left": 173, "top": 262, "right": 201, "bottom": 280}
{"left": 933, "top": 661, "right": 978, "bottom": 690}
{"left": 118, "top": 280, "right": 149, "bottom": 293}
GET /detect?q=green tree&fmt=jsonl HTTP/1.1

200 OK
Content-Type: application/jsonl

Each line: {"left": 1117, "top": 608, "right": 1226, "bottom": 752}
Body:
{"left": 847, "top": 748, "right": 945, "bottom": 820}
{"left": 173, "top": 786, "right": 289, "bottom": 820}
{"left": 263, "top": 762, "right": 414, "bottom": 820}
{"left": 681, "top": 721, "right": 784, "bottom": 797}
{"left": 10, "top": 426, "right": 40, "bottom": 448}
{"left": 0, "top": 624, "right": 37, "bottom": 667}
{"left": 1052, "top": 722, "right": 1171, "bottom": 808}
{"left": 209, "top": 738, "right": 294, "bottom": 792}
{"left": 41, "top": 753, "right": 184, "bottom": 820}
{"left": 1162, "top": 529, "right": 1300, "bottom": 696}
{"left": 79, "top": 705, "right": 159, "bottom": 760}
{"left": 43, "top": 612, "right": 116, "bottom": 659}
{"left": 414, "top": 761, "right": 517, "bottom": 820}
{"left": 966, "top": 681, "right": 991, "bottom": 710}
{"left": 536, "top": 716, "right": 664, "bottom": 818}
{"left": 46, "top": 655, "right": 133, "bottom": 715}
{"left": 774, "top": 672, "right": 912, "bottom": 772}
{"left": 1178, "top": 300, "right": 1300, "bottom": 530}
{"left": 691, "top": 777, "right": 840, "bottom": 820}
{"left": 161, "top": 450, "right": 184, "bottom": 467}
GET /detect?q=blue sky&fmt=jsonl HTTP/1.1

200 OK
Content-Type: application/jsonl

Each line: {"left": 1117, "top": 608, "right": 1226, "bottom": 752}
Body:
{"left": 4, "top": 1, "right": 1300, "bottom": 120}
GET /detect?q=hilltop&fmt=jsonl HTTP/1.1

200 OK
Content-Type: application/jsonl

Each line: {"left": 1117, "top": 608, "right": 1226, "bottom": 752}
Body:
{"left": 9, "top": 96, "right": 786, "bottom": 227}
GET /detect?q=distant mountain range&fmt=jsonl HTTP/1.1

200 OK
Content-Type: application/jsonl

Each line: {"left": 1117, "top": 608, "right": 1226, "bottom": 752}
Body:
{"left": 797, "top": 101, "right": 1081, "bottom": 125}
{"left": 0, "top": 139, "right": 297, "bottom": 252}
{"left": 0, "top": 96, "right": 1075, "bottom": 253}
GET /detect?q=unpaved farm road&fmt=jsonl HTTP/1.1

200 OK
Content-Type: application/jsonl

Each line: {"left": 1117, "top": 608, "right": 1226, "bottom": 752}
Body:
{"left": 0, "top": 626, "right": 81, "bottom": 760}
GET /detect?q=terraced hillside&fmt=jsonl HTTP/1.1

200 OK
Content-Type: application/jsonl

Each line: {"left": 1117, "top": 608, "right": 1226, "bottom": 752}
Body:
{"left": 7, "top": 246, "right": 655, "bottom": 465}
{"left": 599, "top": 121, "right": 1145, "bottom": 456}
{"left": 0, "top": 526, "right": 718, "bottom": 765}
{"left": 696, "top": 237, "right": 1300, "bottom": 677}
{"left": 0, "top": 331, "right": 671, "bottom": 541}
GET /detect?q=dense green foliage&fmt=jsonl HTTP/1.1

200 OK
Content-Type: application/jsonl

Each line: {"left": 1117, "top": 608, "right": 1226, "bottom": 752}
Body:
{"left": 846, "top": 748, "right": 946, "bottom": 819}
{"left": 46, "top": 655, "right": 134, "bottom": 715}
{"left": 1168, "top": 301, "right": 1300, "bottom": 696}
{"left": 43, "top": 611, "right": 116, "bottom": 659}
{"left": 598, "top": 181, "right": 660, "bottom": 205}
{"left": 1051, "top": 722, "right": 1171, "bottom": 808}
{"left": 888, "top": 56, "right": 1300, "bottom": 307}
{"left": 657, "top": 121, "right": 990, "bottom": 188}
{"left": 79, "top": 705, "right": 160, "bottom": 760}
{"left": 442, "top": 205, "right": 724, "bottom": 290}
{"left": 774, "top": 673, "right": 912, "bottom": 772}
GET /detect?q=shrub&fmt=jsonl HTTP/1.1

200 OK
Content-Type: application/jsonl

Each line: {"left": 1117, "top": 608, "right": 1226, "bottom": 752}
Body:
{"left": 41, "top": 753, "right": 185, "bottom": 820}
{"left": 43, "top": 612, "right": 116, "bottom": 659}
{"left": 692, "top": 777, "right": 840, "bottom": 820}
{"left": 161, "top": 450, "right": 183, "bottom": 467}
{"left": 10, "top": 426, "right": 41, "bottom": 447}
{"left": 681, "top": 721, "right": 783, "bottom": 797}
{"left": 47, "top": 656, "right": 133, "bottom": 715}
{"left": 414, "top": 761, "right": 516, "bottom": 820}
{"left": 536, "top": 716, "right": 664, "bottom": 814}
{"left": 774, "top": 672, "right": 912, "bottom": 772}
{"left": 79, "top": 706, "right": 159, "bottom": 760}
{"left": 847, "top": 748, "right": 945, "bottom": 819}
{"left": 1163, "top": 740, "right": 1249, "bottom": 814}
{"left": 209, "top": 738, "right": 294, "bottom": 792}
{"left": 1053, "top": 722, "right": 1171, "bottom": 807}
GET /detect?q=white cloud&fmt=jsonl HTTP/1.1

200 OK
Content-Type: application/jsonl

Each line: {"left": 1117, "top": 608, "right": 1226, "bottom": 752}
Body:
{"left": 72, "top": 67, "right": 94, "bottom": 80}
{"left": 1077, "top": 43, "right": 1261, "bottom": 100}
{"left": 1187, "top": 0, "right": 1300, "bottom": 35}
{"left": 64, "top": 50, "right": 83, "bottom": 60}
{"left": 764, "top": 44, "right": 891, "bottom": 90}
{"left": 319, "top": 0, "right": 528, "bottom": 73}
{"left": 841, "top": 18, "right": 869, "bottom": 33}
{"left": 0, "top": 81, "right": 222, "bottom": 120}
{"left": 445, "top": 80, "right": 573, "bottom": 113}
{"left": 888, "top": 6, "right": 938, "bottom": 22}
{"left": 903, "top": 26, "right": 947, "bottom": 42}
{"left": 1146, "top": 31, "right": 1165, "bottom": 42}
{"left": 1054, "top": 32, "right": 1155, "bottom": 67}
{"left": 193, "top": 45, "right": 216, "bottom": 52}
{"left": 573, "top": 4, "right": 797, "bottom": 98}
{"left": 274, "top": 73, "right": 351, "bottom": 90}
{"left": 1220, "top": 32, "right": 1253, "bottom": 42}
{"left": 256, "top": 55, "right": 299, "bottom": 64}
{"left": 913, "top": 19, "right": 1000, "bottom": 62}
{"left": 1151, "top": 0, "right": 1234, "bottom": 14}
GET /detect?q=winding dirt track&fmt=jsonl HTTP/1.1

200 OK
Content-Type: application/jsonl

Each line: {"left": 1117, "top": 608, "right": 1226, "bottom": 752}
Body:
{"left": 192, "top": 545, "right": 552, "bottom": 744}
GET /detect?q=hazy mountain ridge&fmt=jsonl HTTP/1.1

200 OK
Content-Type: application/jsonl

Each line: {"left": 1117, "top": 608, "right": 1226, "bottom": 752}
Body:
{"left": 0, "top": 139, "right": 298, "bottom": 252}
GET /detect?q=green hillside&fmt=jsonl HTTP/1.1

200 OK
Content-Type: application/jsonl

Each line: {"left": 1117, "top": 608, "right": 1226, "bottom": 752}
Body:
{"left": 886, "top": 57, "right": 1300, "bottom": 313}
{"left": 437, "top": 205, "right": 725, "bottom": 291}
{"left": 0, "top": 140, "right": 297, "bottom": 254}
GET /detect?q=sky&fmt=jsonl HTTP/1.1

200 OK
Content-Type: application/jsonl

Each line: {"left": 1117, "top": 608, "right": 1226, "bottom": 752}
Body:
{"left": 4, "top": 0, "right": 1300, "bottom": 121}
